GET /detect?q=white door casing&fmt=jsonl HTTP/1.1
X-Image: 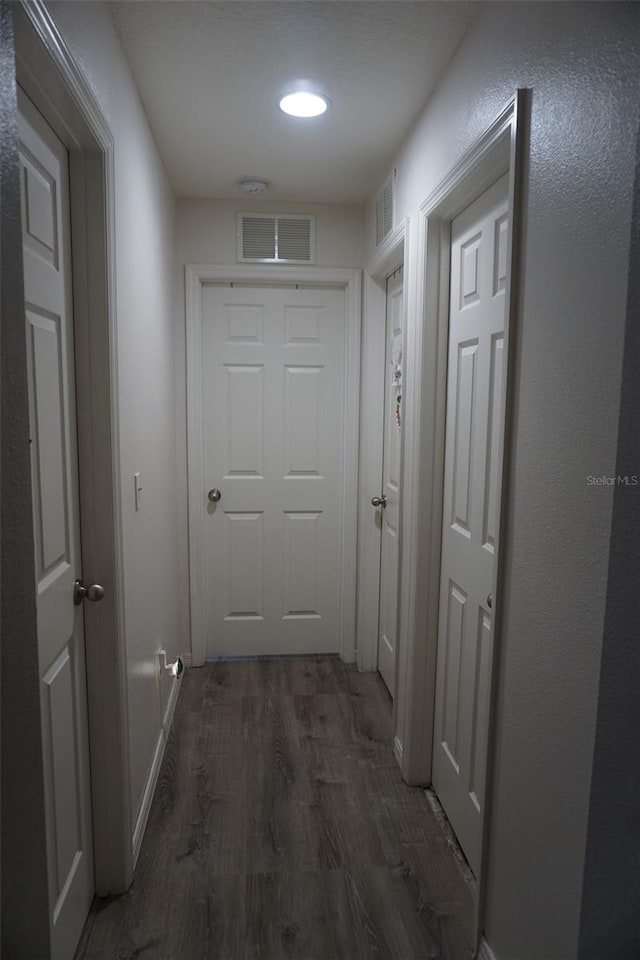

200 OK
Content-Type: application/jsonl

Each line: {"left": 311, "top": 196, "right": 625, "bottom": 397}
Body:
{"left": 16, "top": 0, "right": 135, "bottom": 897}
{"left": 432, "top": 174, "right": 509, "bottom": 877}
{"left": 357, "top": 222, "right": 406, "bottom": 675}
{"left": 19, "top": 91, "right": 94, "bottom": 958}
{"left": 376, "top": 268, "right": 404, "bottom": 694}
{"left": 193, "top": 277, "right": 359, "bottom": 658}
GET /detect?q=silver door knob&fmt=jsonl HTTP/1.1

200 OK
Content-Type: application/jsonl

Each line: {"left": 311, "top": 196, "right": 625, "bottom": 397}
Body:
{"left": 487, "top": 593, "right": 493, "bottom": 609}
{"left": 74, "top": 579, "right": 105, "bottom": 606}
{"left": 371, "top": 495, "right": 387, "bottom": 508}
{"left": 207, "top": 488, "right": 222, "bottom": 503}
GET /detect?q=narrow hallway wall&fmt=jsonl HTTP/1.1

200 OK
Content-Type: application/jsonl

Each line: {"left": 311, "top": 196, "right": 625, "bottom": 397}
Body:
{"left": 364, "top": 3, "right": 640, "bottom": 958}
{"left": 0, "top": 4, "right": 50, "bottom": 954}
{"left": 45, "top": 0, "right": 188, "bottom": 843}
{"left": 578, "top": 99, "right": 640, "bottom": 960}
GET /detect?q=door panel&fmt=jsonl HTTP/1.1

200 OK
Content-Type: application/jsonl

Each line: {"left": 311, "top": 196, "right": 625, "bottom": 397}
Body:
{"left": 19, "top": 89, "right": 94, "bottom": 959}
{"left": 483, "top": 334, "right": 505, "bottom": 551}
{"left": 224, "top": 511, "right": 264, "bottom": 619}
{"left": 432, "top": 174, "right": 509, "bottom": 876}
{"left": 42, "top": 649, "right": 82, "bottom": 891}
{"left": 283, "top": 511, "right": 323, "bottom": 618}
{"left": 224, "top": 364, "right": 264, "bottom": 476}
{"left": 377, "top": 268, "right": 403, "bottom": 695}
{"left": 284, "top": 365, "right": 323, "bottom": 476}
{"left": 202, "top": 284, "right": 345, "bottom": 656}
{"left": 27, "top": 310, "right": 69, "bottom": 579}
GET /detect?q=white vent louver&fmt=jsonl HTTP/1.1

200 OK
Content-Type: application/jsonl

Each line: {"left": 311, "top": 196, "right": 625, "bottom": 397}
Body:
{"left": 241, "top": 216, "right": 276, "bottom": 260}
{"left": 375, "top": 173, "right": 394, "bottom": 247}
{"left": 237, "top": 213, "right": 316, "bottom": 264}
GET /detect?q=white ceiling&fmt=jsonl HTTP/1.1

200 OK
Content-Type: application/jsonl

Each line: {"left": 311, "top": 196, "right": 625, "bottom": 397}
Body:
{"left": 110, "top": 1, "right": 477, "bottom": 204}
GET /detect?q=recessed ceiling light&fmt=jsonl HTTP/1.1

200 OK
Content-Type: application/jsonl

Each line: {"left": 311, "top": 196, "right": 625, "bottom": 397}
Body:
{"left": 279, "top": 91, "right": 330, "bottom": 118}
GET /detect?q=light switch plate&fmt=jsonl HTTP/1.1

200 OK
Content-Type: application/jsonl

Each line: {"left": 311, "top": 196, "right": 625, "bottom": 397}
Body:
{"left": 134, "top": 472, "right": 143, "bottom": 511}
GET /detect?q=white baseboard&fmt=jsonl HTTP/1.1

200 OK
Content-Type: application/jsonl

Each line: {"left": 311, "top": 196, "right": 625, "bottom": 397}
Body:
{"left": 478, "top": 936, "right": 498, "bottom": 960}
{"left": 131, "top": 674, "right": 181, "bottom": 867}
{"left": 181, "top": 650, "right": 193, "bottom": 667}
{"left": 393, "top": 735, "right": 404, "bottom": 767}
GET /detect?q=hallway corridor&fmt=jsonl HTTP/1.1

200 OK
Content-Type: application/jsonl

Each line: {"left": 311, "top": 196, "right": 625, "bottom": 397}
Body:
{"left": 75, "top": 658, "right": 474, "bottom": 959}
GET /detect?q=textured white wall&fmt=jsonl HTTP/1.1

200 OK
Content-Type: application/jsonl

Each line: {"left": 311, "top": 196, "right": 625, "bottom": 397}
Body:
{"left": 177, "top": 198, "right": 364, "bottom": 267}
{"left": 578, "top": 114, "right": 640, "bottom": 958}
{"left": 46, "top": 1, "right": 187, "bottom": 835}
{"left": 365, "top": 4, "right": 639, "bottom": 958}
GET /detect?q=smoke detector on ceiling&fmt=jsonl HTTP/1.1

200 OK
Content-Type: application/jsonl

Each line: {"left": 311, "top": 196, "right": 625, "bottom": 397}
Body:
{"left": 239, "top": 177, "right": 270, "bottom": 195}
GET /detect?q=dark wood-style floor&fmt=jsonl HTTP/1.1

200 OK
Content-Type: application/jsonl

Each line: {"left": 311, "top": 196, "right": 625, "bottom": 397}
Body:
{"left": 76, "top": 658, "right": 474, "bottom": 960}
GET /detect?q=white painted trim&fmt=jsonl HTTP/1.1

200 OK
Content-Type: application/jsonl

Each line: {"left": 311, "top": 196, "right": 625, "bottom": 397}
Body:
{"left": 356, "top": 221, "right": 407, "bottom": 673}
{"left": 356, "top": 275, "right": 385, "bottom": 672}
{"left": 476, "top": 90, "right": 529, "bottom": 951}
{"left": 367, "top": 221, "right": 406, "bottom": 279}
{"left": 393, "top": 90, "right": 527, "bottom": 954}
{"left": 132, "top": 677, "right": 181, "bottom": 867}
{"left": 394, "top": 208, "right": 448, "bottom": 787}
{"left": 339, "top": 271, "right": 362, "bottom": 663}
{"left": 396, "top": 93, "right": 521, "bottom": 780}
{"left": 14, "top": 0, "right": 132, "bottom": 895}
{"left": 185, "top": 266, "right": 206, "bottom": 667}
{"left": 185, "top": 264, "right": 362, "bottom": 666}
{"left": 393, "top": 735, "right": 404, "bottom": 768}
{"left": 478, "top": 936, "right": 499, "bottom": 960}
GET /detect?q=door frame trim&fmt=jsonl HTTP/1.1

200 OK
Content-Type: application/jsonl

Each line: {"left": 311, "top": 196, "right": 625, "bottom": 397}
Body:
{"left": 394, "top": 89, "right": 527, "bottom": 934}
{"left": 357, "top": 222, "right": 407, "bottom": 677}
{"left": 185, "top": 264, "right": 362, "bottom": 666}
{"left": 14, "top": 0, "right": 133, "bottom": 894}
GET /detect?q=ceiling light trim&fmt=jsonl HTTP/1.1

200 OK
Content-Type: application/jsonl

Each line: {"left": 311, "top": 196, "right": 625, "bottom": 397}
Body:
{"left": 279, "top": 91, "right": 330, "bottom": 119}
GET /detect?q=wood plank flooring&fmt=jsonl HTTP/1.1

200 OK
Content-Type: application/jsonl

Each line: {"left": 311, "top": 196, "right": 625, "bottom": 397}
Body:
{"left": 75, "top": 658, "right": 474, "bottom": 960}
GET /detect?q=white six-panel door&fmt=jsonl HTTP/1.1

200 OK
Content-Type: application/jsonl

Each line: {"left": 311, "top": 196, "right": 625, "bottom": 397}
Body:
{"left": 19, "top": 91, "right": 94, "bottom": 958}
{"left": 201, "top": 284, "right": 346, "bottom": 656}
{"left": 432, "top": 174, "right": 509, "bottom": 876}
{"left": 376, "top": 268, "right": 403, "bottom": 695}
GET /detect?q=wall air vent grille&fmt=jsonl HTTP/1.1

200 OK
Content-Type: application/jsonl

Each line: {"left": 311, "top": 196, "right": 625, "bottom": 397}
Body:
{"left": 375, "top": 173, "right": 394, "bottom": 247}
{"left": 237, "top": 213, "right": 316, "bottom": 264}
{"left": 241, "top": 216, "right": 276, "bottom": 260}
